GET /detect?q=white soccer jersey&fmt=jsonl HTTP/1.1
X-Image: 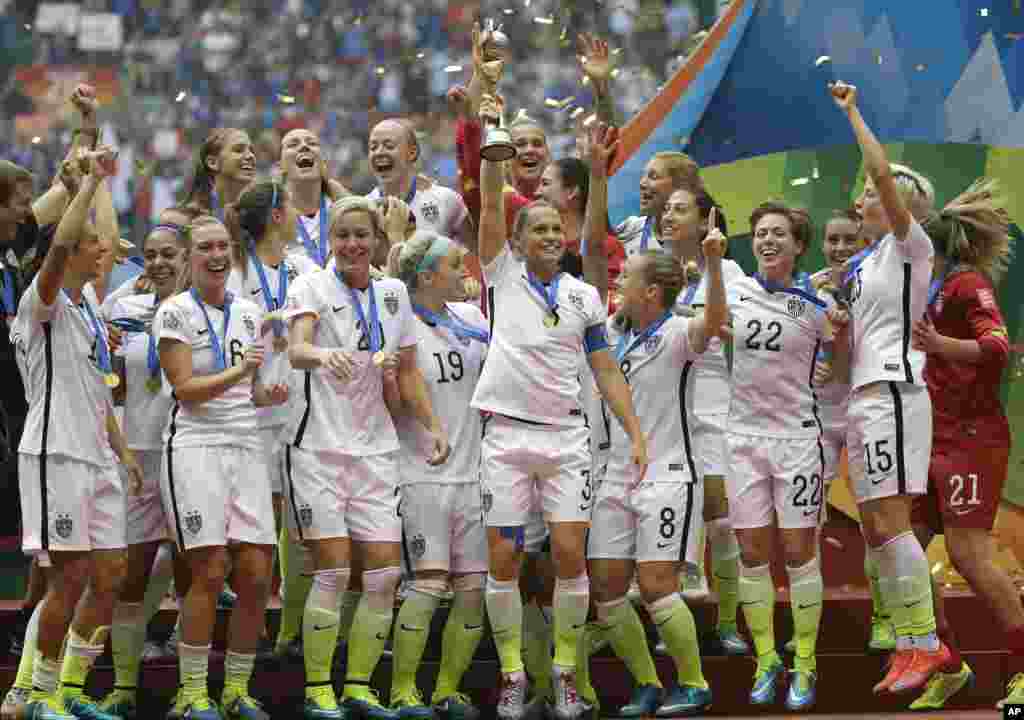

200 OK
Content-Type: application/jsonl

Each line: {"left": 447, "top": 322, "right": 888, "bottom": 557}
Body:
{"left": 727, "top": 275, "right": 830, "bottom": 439}
{"left": 396, "top": 302, "right": 487, "bottom": 485}
{"left": 109, "top": 293, "right": 173, "bottom": 451}
{"left": 155, "top": 291, "right": 264, "bottom": 450}
{"left": 472, "top": 248, "right": 607, "bottom": 426}
{"left": 366, "top": 182, "right": 469, "bottom": 239}
{"left": 847, "top": 219, "right": 933, "bottom": 389}
{"left": 283, "top": 266, "right": 417, "bottom": 455}
{"left": 606, "top": 315, "right": 702, "bottom": 480}
{"left": 581, "top": 361, "right": 611, "bottom": 469}
{"left": 13, "top": 279, "right": 114, "bottom": 467}
{"left": 288, "top": 199, "right": 331, "bottom": 266}
{"left": 614, "top": 215, "right": 663, "bottom": 257}
{"left": 674, "top": 258, "right": 746, "bottom": 416}
{"left": 227, "top": 253, "right": 318, "bottom": 430}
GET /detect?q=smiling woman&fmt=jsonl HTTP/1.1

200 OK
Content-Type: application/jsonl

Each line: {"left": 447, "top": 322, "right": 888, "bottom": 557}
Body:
{"left": 185, "top": 128, "right": 257, "bottom": 219}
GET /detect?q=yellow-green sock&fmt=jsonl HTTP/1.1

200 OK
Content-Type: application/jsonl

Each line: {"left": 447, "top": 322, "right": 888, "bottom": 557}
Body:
{"left": 599, "top": 598, "right": 661, "bottom": 687}
{"left": 485, "top": 576, "right": 525, "bottom": 674}
{"left": 14, "top": 603, "right": 42, "bottom": 690}
{"left": 433, "top": 580, "right": 485, "bottom": 701}
{"left": 222, "top": 651, "right": 255, "bottom": 703}
{"left": 864, "top": 546, "right": 887, "bottom": 620}
{"left": 739, "top": 563, "right": 779, "bottom": 670}
{"left": 277, "top": 528, "right": 313, "bottom": 652}
{"left": 391, "top": 585, "right": 442, "bottom": 696}
{"left": 553, "top": 574, "right": 589, "bottom": 669}
{"left": 786, "top": 558, "right": 823, "bottom": 673}
{"left": 110, "top": 602, "right": 145, "bottom": 697}
{"left": 29, "top": 655, "right": 60, "bottom": 700}
{"left": 875, "top": 533, "right": 938, "bottom": 646}
{"left": 60, "top": 626, "right": 107, "bottom": 699}
{"left": 178, "top": 642, "right": 211, "bottom": 705}
{"left": 648, "top": 594, "right": 705, "bottom": 688}
{"left": 343, "top": 567, "right": 398, "bottom": 694}
{"left": 574, "top": 622, "right": 608, "bottom": 706}
{"left": 303, "top": 570, "right": 347, "bottom": 695}
{"left": 709, "top": 519, "right": 741, "bottom": 629}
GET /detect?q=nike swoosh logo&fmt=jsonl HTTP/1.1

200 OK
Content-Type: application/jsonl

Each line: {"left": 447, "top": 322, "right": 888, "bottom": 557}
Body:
{"left": 313, "top": 623, "right": 338, "bottom": 631}
{"left": 197, "top": 329, "right": 208, "bottom": 335}
{"left": 375, "top": 632, "right": 388, "bottom": 640}
{"left": 657, "top": 542, "right": 674, "bottom": 549}
{"left": 797, "top": 603, "right": 821, "bottom": 610}
{"left": 904, "top": 599, "right": 922, "bottom": 609}
{"left": 332, "top": 305, "right": 347, "bottom": 313}
{"left": 870, "top": 476, "right": 886, "bottom": 485}
{"left": 571, "top": 623, "right": 586, "bottom": 630}
{"left": 400, "top": 624, "right": 425, "bottom": 632}
{"left": 740, "top": 295, "right": 753, "bottom": 302}
{"left": 250, "top": 288, "right": 262, "bottom": 295}
{"left": 579, "top": 504, "right": 590, "bottom": 512}
{"left": 464, "top": 624, "right": 483, "bottom": 631}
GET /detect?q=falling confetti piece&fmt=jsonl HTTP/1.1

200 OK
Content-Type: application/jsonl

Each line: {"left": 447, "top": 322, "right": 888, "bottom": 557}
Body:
{"left": 812, "top": 167, "right": 820, "bottom": 179}
{"left": 979, "top": 7, "right": 989, "bottom": 16}
{"left": 444, "top": 65, "right": 464, "bottom": 73}
{"left": 876, "top": 52, "right": 883, "bottom": 65}
{"left": 612, "top": 47, "right": 623, "bottom": 56}
{"left": 570, "top": 107, "right": 585, "bottom": 119}
{"left": 543, "top": 96, "right": 576, "bottom": 110}
{"left": 175, "top": 91, "right": 187, "bottom": 102}
{"left": 31, "top": 136, "right": 41, "bottom": 145}
{"left": 582, "top": 113, "right": 597, "bottom": 128}
{"left": 790, "top": 177, "right": 811, "bottom": 186}
{"left": 514, "top": 109, "right": 530, "bottom": 122}
{"left": 815, "top": 55, "right": 831, "bottom": 67}
{"left": 824, "top": 536, "right": 843, "bottom": 549}
{"left": 534, "top": 16, "right": 554, "bottom": 24}
{"left": 610, "top": 68, "right": 621, "bottom": 78}
{"left": 931, "top": 562, "right": 944, "bottom": 575}
{"left": 503, "top": 8, "right": 515, "bottom": 14}
{"left": 416, "top": 52, "right": 425, "bottom": 59}
{"left": 916, "top": 63, "right": 926, "bottom": 71}
{"left": 376, "top": 66, "right": 386, "bottom": 75}
{"left": 277, "top": 95, "right": 296, "bottom": 104}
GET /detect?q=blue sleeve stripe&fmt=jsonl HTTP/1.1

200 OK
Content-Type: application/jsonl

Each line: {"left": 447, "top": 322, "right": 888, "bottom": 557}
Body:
{"left": 584, "top": 323, "right": 609, "bottom": 353}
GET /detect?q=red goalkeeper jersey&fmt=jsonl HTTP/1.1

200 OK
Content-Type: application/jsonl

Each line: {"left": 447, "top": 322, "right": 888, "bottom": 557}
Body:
{"left": 925, "top": 267, "right": 1011, "bottom": 446}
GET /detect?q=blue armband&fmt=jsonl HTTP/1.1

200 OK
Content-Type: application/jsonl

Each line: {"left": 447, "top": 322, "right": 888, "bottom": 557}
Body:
{"left": 584, "top": 323, "right": 609, "bottom": 354}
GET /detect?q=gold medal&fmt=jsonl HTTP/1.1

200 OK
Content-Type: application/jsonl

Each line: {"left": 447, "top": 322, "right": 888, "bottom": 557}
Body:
{"left": 105, "top": 372, "right": 121, "bottom": 389}
{"left": 145, "top": 376, "right": 162, "bottom": 393}
{"left": 543, "top": 314, "right": 557, "bottom": 328}
{"left": 372, "top": 351, "right": 387, "bottom": 367}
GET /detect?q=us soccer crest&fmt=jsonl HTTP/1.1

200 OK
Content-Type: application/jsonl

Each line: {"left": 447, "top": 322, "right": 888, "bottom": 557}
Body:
{"left": 286, "top": 262, "right": 299, "bottom": 281}
{"left": 384, "top": 290, "right": 399, "bottom": 315}
{"left": 299, "top": 503, "right": 313, "bottom": 528}
{"left": 163, "top": 310, "right": 182, "bottom": 331}
{"left": 644, "top": 335, "right": 662, "bottom": 353}
{"left": 422, "top": 203, "right": 439, "bottom": 223}
{"left": 185, "top": 509, "right": 203, "bottom": 536}
{"left": 568, "top": 291, "right": 584, "bottom": 311}
{"left": 410, "top": 533, "right": 427, "bottom": 558}
{"left": 787, "top": 297, "right": 805, "bottom": 319}
{"left": 482, "top": 491, "right": 493, "bottom": 514}
{"left": 242, "top": 314, "right": 256, "bottom": 340}
{"left": 54, "top": 513, "right": 73, "bottom": 539}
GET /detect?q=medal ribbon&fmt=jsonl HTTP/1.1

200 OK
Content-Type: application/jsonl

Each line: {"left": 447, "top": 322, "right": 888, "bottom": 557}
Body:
{"left": 296, "top": 194, "right": 329, "bottom": 268}
{"left": 190, "top": 288, "right": 234, "bottom": 370}
{"left": 412, "top": 303, "right": 489, "bottom": 344}
{"left": 336, "top": 272, "right": 381, "bottom": 354}
{"left": 615, "top": 311, "right": 672, "bottom": 364}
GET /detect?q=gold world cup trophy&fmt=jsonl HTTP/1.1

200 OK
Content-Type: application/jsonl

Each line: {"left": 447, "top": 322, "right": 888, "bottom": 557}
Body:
{"left": 479, "top": 20, "right": 516, "bottom": 162}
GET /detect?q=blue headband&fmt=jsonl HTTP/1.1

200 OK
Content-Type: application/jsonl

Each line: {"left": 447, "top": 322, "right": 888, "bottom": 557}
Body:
{"left": 416, "top": 235, "right": 454, "bottom": 273}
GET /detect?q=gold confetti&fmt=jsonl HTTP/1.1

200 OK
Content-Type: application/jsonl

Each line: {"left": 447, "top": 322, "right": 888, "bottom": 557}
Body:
{"left": 610, "top": 68, "right": 621, "bottom": 78}
{"left": 534, "top": 16, "right": 554, "bottom": 24}
{"left": 175, "top": 91, "right": 187, "bottom": 102}
{"left": 931, "top": 562, "right": 944, "bottom": 575}
{"left": 544, "top": 96, "right": 576, "bottom": 110}
{"left": 815, "top": 55, "right": 831, "bottom": 67}
{"left": 277, "top": 95, "right": 296, "bottom": 104}
{"left": 444, "top": 65, "right": 464, "bottom": 73}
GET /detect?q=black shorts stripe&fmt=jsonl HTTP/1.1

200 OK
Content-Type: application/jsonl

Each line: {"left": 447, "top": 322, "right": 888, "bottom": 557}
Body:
{"left": 679, "top": 362, "right": 699, "bottom": 480}
{"left": 887, "top": 382, "right": 908, "bottom": 495}
{"left": 292, "top": 371, "right": 312, "bottom": 447}
{"left": 901, "top": 263, "right": 914, "bottom": 383}
{"left": 678, "top": 482, "right": 695, "bottom": 563}
{"left": 487, "top": 286, "right": 496, "bottom": 337}
{"left": 284, "top": 445, "right": 304, "bottom": 542}
{"left": 165, "top": 403, "right": 187, "bottom": 550}
{"left": 39, "top": 323, "right": 54, "bottom": 550}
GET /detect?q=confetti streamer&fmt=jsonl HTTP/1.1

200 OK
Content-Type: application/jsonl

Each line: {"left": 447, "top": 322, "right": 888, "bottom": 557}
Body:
{"left": 175, "top": 91, "right": 187, "bottom": 102}
{"left": 444, "top": 65, "right": 464, "bottom": 73}
{"left": 815, "top": 55, "right": 831, "bottom": 67}
{"left": 534, "top": 16, "right": 554, "bottom": 24}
